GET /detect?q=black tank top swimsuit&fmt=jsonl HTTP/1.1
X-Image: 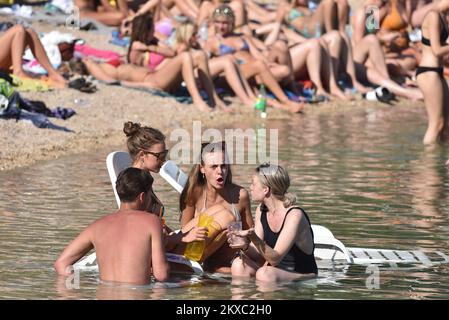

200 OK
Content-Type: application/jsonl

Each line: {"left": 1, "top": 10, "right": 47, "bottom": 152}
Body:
{"left": 261, "top": 206, "right": 318, "bottom": 274}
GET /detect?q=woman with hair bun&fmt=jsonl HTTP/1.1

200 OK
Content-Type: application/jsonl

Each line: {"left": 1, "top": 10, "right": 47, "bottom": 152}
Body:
{"left": 228, "top": 164, "right": 317, "bottom": 282}
{"left": 123, "top": 121, "right": 208, "bottom": 254}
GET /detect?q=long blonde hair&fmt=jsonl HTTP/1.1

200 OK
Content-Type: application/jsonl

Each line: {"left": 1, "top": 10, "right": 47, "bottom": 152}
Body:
{"left": 179, "top": 141, "right": 232, "bottom": 213}
{"left": 256, "top": 164, "right": 297, "bottom": 208}
{"left": 175, "top": 21, "right": 196, "bottom": 49}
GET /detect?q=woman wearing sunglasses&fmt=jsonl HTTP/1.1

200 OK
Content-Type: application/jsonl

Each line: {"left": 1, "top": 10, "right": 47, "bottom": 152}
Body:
{"left": 179, "top": 141, "right": 254, "bottom": 272}
{"left": 123, "top": 121, "right": 208, "bottom": 253}
{"left": 227, "top": 164, "right": 317, "bottom": 282}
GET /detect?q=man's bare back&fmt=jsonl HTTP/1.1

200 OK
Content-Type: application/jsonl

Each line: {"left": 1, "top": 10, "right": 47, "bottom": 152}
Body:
{"left": 55, "top": 168, "right": 169, "bottom": 285}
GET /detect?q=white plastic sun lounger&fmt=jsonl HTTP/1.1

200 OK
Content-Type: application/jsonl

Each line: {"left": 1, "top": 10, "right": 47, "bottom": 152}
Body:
{"left": 159, "top": 158, "right": 449, "bottom": 267}
{"left": 74, "top": 151, "right": 203, "bottom": 275}
{"left": 312, "top": 226, "right": 449, "bottom": 266}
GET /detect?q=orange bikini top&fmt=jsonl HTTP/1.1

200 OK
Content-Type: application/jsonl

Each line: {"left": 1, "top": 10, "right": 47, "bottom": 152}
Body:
{"left": 381, "top": 0, "right": 408, "bottom": 31}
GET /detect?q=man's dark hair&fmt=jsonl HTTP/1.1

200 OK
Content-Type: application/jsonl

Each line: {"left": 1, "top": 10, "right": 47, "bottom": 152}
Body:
{"left": 116, "top": 167, "right": 153, "bottom": 203}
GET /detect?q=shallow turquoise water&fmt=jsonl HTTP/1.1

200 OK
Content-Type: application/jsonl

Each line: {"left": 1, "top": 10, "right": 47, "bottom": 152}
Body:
{"left": 1, "top": 104, "right": 448, "bottom": 299}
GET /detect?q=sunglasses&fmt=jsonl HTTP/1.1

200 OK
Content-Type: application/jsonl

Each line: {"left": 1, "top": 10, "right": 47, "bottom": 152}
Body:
{"left": 142, "top": 149, "right": 169, "bottom": 161}
{"left": 258, "top": 162, "right": 271, "bottom": 181}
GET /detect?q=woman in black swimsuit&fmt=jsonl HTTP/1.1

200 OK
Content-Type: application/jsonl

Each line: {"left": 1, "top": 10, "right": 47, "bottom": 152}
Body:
{"left": 228, "top": 164, "right": 317, "bottom": 282}
{"left": 416, "top": 2, "right": 449, "bottom": 144}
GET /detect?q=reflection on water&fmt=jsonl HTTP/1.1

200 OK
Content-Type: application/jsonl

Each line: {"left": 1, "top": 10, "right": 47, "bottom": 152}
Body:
{"left": 0, "top": 105, "right": 449, "bottom": 299}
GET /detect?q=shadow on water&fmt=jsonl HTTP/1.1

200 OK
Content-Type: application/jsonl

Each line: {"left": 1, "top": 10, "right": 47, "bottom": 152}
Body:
{"left": 0, "top": 105, "right": 448, "bottom": 299}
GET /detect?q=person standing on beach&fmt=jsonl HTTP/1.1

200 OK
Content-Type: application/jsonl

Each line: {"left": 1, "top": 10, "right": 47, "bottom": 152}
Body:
{"left": 416, "top": 0, "right": 449, "bottom": 144}
{"left": 54, "top": 167, "right": 169, "bottom": 284}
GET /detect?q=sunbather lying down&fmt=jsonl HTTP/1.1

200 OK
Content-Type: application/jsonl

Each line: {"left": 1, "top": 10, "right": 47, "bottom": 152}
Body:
{"left": 0, "top": 25, "right": 66, "bottom": 88}
{"left": 81, "top": 55, "right": 227, "bottom": 112}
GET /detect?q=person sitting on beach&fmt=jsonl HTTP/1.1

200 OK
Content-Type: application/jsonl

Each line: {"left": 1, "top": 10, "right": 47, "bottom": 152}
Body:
{"left": 416, "top": 1, "right": 449, "bottom": 144}
{"left": 179, "top": 141, "right": 254, "bottom": 272}
{"left": 174, "top": 21, "right": 258, "bottom": 108}
{"left": 228, "top": 164, "right": 318, "bottom": 282}
{"left": 203, "top": 5, "right": 304, "bottom": 113}
{"left": 54, "top": 167, "right": 170, "bottom": 284}
{"left": 74, "top": 0, "right": 129, "bottom": 26}
{"left": 123, "top": 121, "right": 208, "bottom": 252}
{"left": 128, "top": 14, "right": 229, "bottom": 111}
{"left": 350, "top": 0, "right": 423, "bottom": 100}
{"left": 0, "top": 25, "right": 66, "bottom": 88}
{"left": 82, "top": 13, "right": 223, "bottom": 112}
{"left": 197, "top": 0, "right": 252, "bottom": 35}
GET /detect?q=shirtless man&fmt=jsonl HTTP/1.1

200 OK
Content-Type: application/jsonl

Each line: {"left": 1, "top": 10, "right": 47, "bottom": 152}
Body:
{"left": 54, "top": 167, "right": 169, "bottom": 284}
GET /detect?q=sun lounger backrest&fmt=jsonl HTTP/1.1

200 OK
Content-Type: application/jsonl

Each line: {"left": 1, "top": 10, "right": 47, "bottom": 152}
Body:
{"left": 106, "top": 151, "right": 132, "bottom": 208}
{"left": 159, "top": 160, "right": 188, "bottom": 193}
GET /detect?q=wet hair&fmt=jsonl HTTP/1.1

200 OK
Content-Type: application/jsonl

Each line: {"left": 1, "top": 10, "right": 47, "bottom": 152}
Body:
{"left": 123, "top": 121, "right": 166, "bottom": 162}
{"left": 256, "top": 164, "right": 296, "bottom": 208}
{"left": 116, "top": 167, "right": 153, "bottom": 203}
{"left": 179, "top": 141, "right": 232, "bottom": 213}
{"left": 213, "top": 4, "right": 235, "bottom": 21}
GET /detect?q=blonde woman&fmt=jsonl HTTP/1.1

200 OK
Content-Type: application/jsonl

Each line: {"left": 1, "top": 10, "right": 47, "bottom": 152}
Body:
{"left": 228, "top": 164, "right": 317, "bottom": 282}
{"left": 175, "top": 21, "right": 258, "bottom": 108}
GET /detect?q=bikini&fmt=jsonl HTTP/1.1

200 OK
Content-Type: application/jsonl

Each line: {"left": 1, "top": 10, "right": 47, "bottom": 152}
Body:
{"left": 218, "top": 39, "right": 250, "bottom": 56}
{"left": 381, "top": 0, "right": 408, "bottom": 31}
{"left": 416, "top": 14, "right": 449, "bottom": 78}
{"left": 195, "top": 190, "right": 241, "bottom": 227}
{"left": 287, "top": 8, "right": 313, "bottom": 38}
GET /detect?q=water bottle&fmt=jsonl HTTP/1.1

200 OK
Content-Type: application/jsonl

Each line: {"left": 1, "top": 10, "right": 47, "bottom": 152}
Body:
{"left": 198, "top": 22, "right": 209, "bottom": 44}
{"left": 254, "top": 84, "right": 267, "bottom": 118}
{"left": 315, "top": 22, "right": 321, "bottom": 38}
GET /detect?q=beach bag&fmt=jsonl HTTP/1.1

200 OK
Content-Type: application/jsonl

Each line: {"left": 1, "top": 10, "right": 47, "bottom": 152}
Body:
{"left": 0, "top": 78, "right": 20, "bottom": 118}
{"left": 58, "top": 41, "right": 76, "bottom": 61}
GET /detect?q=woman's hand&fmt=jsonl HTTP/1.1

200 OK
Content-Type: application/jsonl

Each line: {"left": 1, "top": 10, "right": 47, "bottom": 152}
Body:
{"left": 227, "top": 228, "right": 254, "bottom": 249}
{"left": 182, "top": 226, "right": 208, "bottom": 243}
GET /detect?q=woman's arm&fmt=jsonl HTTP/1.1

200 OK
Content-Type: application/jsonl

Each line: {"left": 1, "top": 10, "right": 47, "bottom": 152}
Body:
{"left": 181, "top": 203, "right": 196, "bottom": 227}
{"left": 352, "top": 7, "right": 367, "bottom": 44}
{"left": 239, "top": 188, "right": 254, "bottom": 229}
{"left": 428, "top": 11, "right": 449, "bottom": 57}
{"left": 132, "top": 40, "right": 176, "bottom": 57}
{"left": 245, "top": 36, "right": 269, "bottom": 62}
{"left": 249, "top": 208, "right": 303, "bottom": 266}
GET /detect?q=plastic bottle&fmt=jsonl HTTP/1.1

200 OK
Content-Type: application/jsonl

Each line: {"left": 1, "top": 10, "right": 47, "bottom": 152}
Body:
{"left": 315, "top": 22, "right": 321, "bottom": 38}
{"left": 184, "top": 213, "right": 214, "bottom": 261}
{"left": 198, "top": 22, "right": 209, "bottom": 44}
{"left": 254, "top": 84, "right": 267, "bottom": 118}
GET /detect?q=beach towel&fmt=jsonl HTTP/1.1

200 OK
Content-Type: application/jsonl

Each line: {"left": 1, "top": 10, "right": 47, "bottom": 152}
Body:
{"left": 11, "top": 75, "right": 52, "bottom": 92}
{"left": 74, "top": 44, "right": 122, "bottom": 62}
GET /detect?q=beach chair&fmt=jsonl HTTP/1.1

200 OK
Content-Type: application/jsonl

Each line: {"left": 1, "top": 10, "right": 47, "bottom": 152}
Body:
{"left": 159, "top": 161, "right": 449, "bottom": 267}
{"left": 74, "top": 151, "right": 203, "bottom": 275}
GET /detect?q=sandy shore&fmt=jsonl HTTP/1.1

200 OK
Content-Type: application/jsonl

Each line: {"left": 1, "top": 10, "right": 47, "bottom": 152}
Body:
{"left": 0, "top": 19, "right": 425, "bottom": 171}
